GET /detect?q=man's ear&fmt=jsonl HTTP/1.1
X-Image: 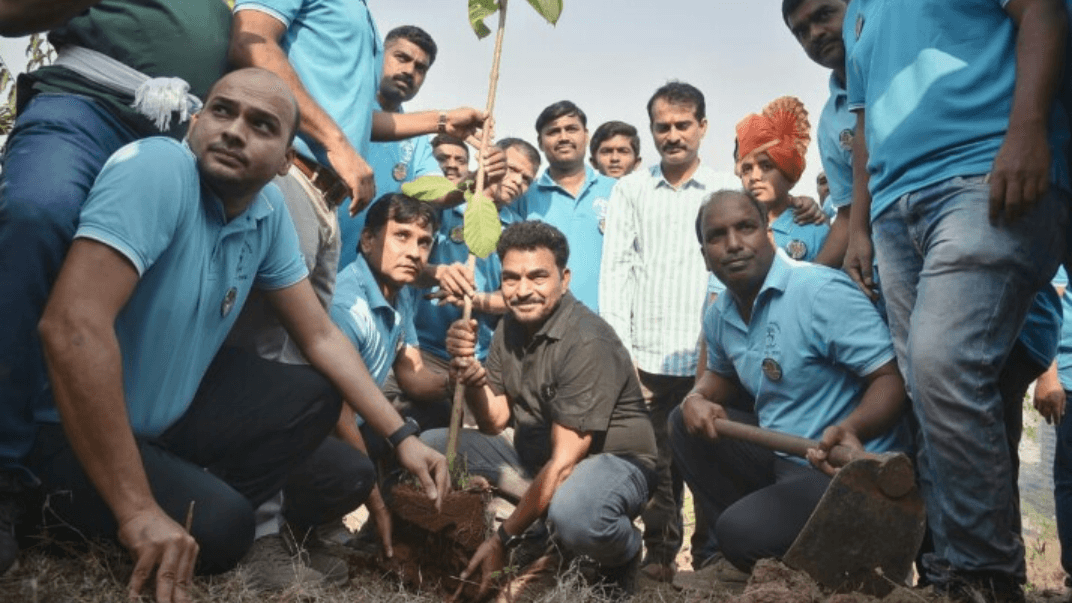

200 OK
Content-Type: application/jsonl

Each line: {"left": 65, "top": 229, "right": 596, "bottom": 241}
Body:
{"left": 590, "top": 156, "right": 599, "bottom": 170}
{"left": 698, "top": 117, "right": 709, "bottom": 138}
{"left": 278, "top": 146, "right": 296, "bottom": 177}
{"left": 561, "top": 267, "right": 572, "bottom": 291}
{"left": 766, "top": 226, "right": 776, "bottom": 247}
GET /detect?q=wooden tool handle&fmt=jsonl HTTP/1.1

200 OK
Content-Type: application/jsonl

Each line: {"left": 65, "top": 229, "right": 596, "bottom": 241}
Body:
{"left": 713, "top": 418, "right": 873, "bottom": 468}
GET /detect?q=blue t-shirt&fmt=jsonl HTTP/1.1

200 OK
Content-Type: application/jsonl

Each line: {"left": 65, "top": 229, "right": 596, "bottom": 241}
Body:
{"left": 36, "top": 138, "right": 308, "bottom": 436}
{"left": 770, "top": 209, "right": 829, "bottom": 263}
{"left": 338, "top": 127, "right": 441, "bottom": 270}
{"left": 330, "top": 254, "right": 415, "bottom": 388}
{"left": 514, "top": 166, "right": 617, "bottom": 312}
{"left": 1052, "top": 268, "right": 1072, "bottom": 389}
{"left": 234, "top": 0, "right": 382, "bottom": 165}
{"left": 1017, "top": 286, "right": 1063, "bottom": 369}
{"left": 845, "top": 0, "right": 1070, "bottom": 221}
{"left": 705, "top": 251, "right": 906, "bottom": 463}
{"left": 818, "top": 73, "right": 855, "bottom": 212}
{"left": 414, "top": 203, "right": 521, "bottom": 361}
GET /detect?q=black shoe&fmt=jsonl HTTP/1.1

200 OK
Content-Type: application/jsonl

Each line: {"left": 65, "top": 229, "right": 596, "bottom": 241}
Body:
{"left": 0, "top": 471, "right": 25, "bottom": 577}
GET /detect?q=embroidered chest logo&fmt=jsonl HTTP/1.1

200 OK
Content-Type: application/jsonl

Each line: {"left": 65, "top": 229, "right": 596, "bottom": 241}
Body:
{"left": 540, "top": 384, "right": 557, "bottom": 401}
{"left": 762, "top": 322, "right": 783, "bottom": 382}
{"left": 449, "top": 225, "right": 465, "bottom": 244}
{"left": 592, "top": 197, "right": 609, "bottom": 234}
{"left": 786, "top": 240, "right": 808, "bottom": 260}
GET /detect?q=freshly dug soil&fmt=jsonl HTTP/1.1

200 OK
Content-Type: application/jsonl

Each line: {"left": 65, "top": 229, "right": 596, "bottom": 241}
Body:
{"left": 380, "top": 481, "right": 494, "bottom": 599}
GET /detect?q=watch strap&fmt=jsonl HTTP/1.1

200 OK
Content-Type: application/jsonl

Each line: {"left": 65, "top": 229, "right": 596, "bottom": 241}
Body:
{"left": 387, "top": 417, "right": 420, "bottom": 450}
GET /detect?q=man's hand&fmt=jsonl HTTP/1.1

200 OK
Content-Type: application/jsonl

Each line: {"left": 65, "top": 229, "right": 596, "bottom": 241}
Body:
{"left": 450, "top": 355, "right": 488, "bottom": 389}
{"left": 1033, "top": 363, "right": 1066, "bottom": 425}
{"left": 790, "top": 195, "right": 829, "bottom": 226}
{"left": 451, "top": 534, "right": 506, "bottom": 602}
{"left": 323, "top": 141, "right": 376, "bottom": 218}
{"left": 118, "top": 506, "right": 199, "bottom": 603}
{"left": 681, "top": 392, "right": 727, "bottom": 441}
{"left": 365, "top": 485, "right": 393, "bottom": 558}
{"left": 446, "top": 318, "right": 479, "bottom": 358}
{"left": 394, "top": 436, "right": 449, "bottom": 512}
{"left": 444, "top": 108, "right": 490, "bottom": 143}
{"left": 989, "top": 120, "right": 1051, "bottom": 224}
{"left": 843, "top": 229, "right": 878, "bottom": 301}
{"left": 475, "top": 142, "right": 507, "bottom": 186}
{"left": 436, "top": 263, "right": 477, "bottom": 300}
{"left": 806, "top": 424, "right": 864, "bottom": 476}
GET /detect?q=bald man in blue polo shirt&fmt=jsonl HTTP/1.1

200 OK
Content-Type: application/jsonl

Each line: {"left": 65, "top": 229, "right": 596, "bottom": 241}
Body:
{"left": 670, "top": 189, "right": 907, "bottom": 572}
{"left": 31, "top": 69, "right": 448, "bottom": 603}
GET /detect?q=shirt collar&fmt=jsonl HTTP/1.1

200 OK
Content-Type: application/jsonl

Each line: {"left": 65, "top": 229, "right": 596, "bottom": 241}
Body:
{"left": 351, "top": 253, "right": 395, "bottom": 314}
{"left": 650, "top": 162, "right": 709, "bottom": 191}
{"left": 828, "top": 72, "right": 848, "bottom": 108}
{"left": 505, "top": 291, "right": 578, "bottom": 344}
{"left": 720, "top": 250, "right": 794, "bottom": 327}
{"left": 187, "top": 141, "right": 276, "bottom": 227}
{"left": 534, "top": 165, "right": 601, "bottom": 196}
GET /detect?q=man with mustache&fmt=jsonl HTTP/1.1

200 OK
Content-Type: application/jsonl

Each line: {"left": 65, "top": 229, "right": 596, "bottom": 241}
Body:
{"left": 339, "top": 25, "right": 447, "bottom": 270}
{"left": 433, "top": 134, "right": 472, "bottom": 184}
{"left": 670, "top": 188, "right": 907, "bottom": 574}
{"left": 31, "top": 68, "right": 449, "bottom": 603}
{"left": 432, "top": 220, "right": 657, "bottom": 598}
{"left": 599, "top": 81, "right": 740, "bottom": 582}
{"left": 513, "top": 101, "right": 616, "bottom": 312}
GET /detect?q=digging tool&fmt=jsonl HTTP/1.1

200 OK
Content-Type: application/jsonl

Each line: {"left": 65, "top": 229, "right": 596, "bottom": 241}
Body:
{"left": 714, "top": 418, "right": 926, "bottom": 597}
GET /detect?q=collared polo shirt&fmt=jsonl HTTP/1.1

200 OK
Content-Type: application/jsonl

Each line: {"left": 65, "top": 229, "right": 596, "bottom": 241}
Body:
{"left": 35, "top": 138, "right": 308, "bottom": 436}
{"left": 770, "top": 209, "right": 829, "bottom": 263}
{"left": 486, "top": 293, "right": 657, "bottom": 476}
{"left": 845, "top": 0, "right": 1069, "bottom": 221}
{"left": 414, "top": 202, "right": 521, "bottom": 362}
{"left": 330, "top": 254, "right": 415, "bottom": 388}
{"left": 705, "top": 251, "right": 905, "bottom": 463}
{"left": 514, "top": 166, "right": 616, "bottom": 311}
{"left": 818, "top": 73, "right": 855, "bottom": 212}
{"left": 600, "top": 163, "right": 740, "bottom": 376}
{"left": 234, "top": 0, "right": 382, "bottom": 165}
{"left": 337, "top": 106, "right": 442, "bottom": 270}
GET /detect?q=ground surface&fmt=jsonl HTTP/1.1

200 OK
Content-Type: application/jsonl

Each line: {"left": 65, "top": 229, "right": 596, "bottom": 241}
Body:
{"left": 0, "top": 399, "right": 1066, "bottom": 602}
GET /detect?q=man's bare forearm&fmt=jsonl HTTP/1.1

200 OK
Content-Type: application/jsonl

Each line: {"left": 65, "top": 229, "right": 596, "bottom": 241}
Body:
{"left": 813, "top": 206, "right": 850, "bottom": 268}
{"left": 0, "top": 0, "right": 100, "bottom": 36}
{"left": 1006, "top": 0, "right": 1067, "bottom": 130}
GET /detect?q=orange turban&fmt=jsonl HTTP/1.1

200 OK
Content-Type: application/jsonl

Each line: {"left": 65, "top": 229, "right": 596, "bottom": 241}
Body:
{"left": 735, "top": 96, "right": 811, "bottom": 184}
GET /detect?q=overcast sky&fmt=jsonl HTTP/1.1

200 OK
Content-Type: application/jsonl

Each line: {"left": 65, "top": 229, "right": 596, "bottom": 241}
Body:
{"left": 0, "top": 1, "right": 832, "bottom": 198}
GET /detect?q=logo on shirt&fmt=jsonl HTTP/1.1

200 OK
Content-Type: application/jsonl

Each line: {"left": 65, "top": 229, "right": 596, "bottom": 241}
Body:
{"left": 762, "top": 358, "right": 783, "bottom": 382}
{"left": 839, "top": 129, "right": 854, "bottom": 151}
{"left": 762, "top": 322, "right": 783, "bottom": 382}
{"left": 540, "top": 383, "right": 557, "bottom": 401}
{"left": 592, "top": 197, "right": 609, "bottom": 234}
{"left": 221, "top": 287, "right": 238, "bottom": 318}
{"left": 786, "top": 240, "right": 808, "bottom": 260}
{"left": 393, "top": 162, "right": 409, "bottom": 182}
{"left": 855, "top": 13, "right": 864, "bottom": 39}
{"left": 450, "top": 225, "right": 465, "bottom": 244}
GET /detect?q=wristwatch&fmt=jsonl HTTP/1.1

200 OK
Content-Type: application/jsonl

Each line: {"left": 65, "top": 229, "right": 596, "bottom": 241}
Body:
{"left": 387, "top": 417, "right": 421, "bottom": 450}
{"left": 437, "top": 111, "right": 448, "bottom": 135}
{"left": 497, "top": 523, "right": 523, "bottom": 550}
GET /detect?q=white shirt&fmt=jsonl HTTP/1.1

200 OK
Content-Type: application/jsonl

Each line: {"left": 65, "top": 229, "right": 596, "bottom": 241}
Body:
{"left": 599, "top": 163, "right": 740, "bottom": 376}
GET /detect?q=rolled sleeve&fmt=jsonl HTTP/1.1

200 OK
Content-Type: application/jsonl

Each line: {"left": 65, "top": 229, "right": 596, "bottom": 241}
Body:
{"left": 232, "top": 0, "right": 299, "bottom": 28}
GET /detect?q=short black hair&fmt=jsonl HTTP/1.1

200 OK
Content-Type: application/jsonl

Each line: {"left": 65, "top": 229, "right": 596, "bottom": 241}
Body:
{"left": 589, "top": 121, "right": 640, "bottom": 158}
{"left": 361, "top": 192, "right": 440, "bottom": 249}
{"left": 647, "top": 81, "right": 706, "bottom": 123}
{"left": 497, "top": 137, "right": 541, "bottom": 171}
{"left": 694, "top": 189, "right": 767, "bottom": 244}
{"left": 384, "top": 25, "right": 438, "bottom": 66}
{"left": 535, "top": 100, "right": 587, "bottom": 136}
{"left": 431, "top": 133, "right": 469, "bottom": 159}
{"left": 497, "top": 221, "right": 569, "bottom": 271}
{"left": 782, "top": 0, "right": 848, "bottom": 26}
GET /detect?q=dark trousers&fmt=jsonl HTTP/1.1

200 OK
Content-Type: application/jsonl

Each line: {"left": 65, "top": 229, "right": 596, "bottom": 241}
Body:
{"left": 637, "top": 371, "right": 692, "bottom": 566}
{"left": 26, "top": 347, "right": 375, "bottom": 573}
{"left": 669, "top": 405, "right": 831, "bottom": 572}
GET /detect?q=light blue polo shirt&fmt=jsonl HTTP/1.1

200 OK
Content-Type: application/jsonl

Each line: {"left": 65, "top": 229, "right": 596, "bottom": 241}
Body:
{"left": 35, "top": 138, "right": 308, "bottom": 437}
{"left": 514, "top": 166, "right": 616, "bottom": 312}
{"left": 845, "top": 0, "right": 1070, "bottom": 221}
{"left": 330, "top": 254, "right": 415, "bottom": 387}
{"left": 818, "top": 73, "right": 855, "bottom": 212}
{"left": 705, "top": 251, "right": 905, "bottom": 463}
{"left": 1053, "top": 269, "right": 1072, "bottom": 389}
{"left": 234, "top": 0, "right": 382, "bottom": 165}
{"left": 770, "top": 209, "right": 829, "bottom": 263}
{"left": 414, "top": 203, "right": 521, "bottom": 361}
{"left": 338, "top": 125, "right": 441, "bottom": 270}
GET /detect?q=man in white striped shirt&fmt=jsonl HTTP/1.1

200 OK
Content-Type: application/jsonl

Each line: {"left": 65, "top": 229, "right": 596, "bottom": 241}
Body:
{"left": 599, "top": 82, "right": 740, "bottom": 581}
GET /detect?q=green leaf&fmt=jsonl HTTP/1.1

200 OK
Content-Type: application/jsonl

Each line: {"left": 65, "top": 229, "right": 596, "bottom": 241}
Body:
{"left": 468, "top": 0, "right": 499, "bottom": 39}
{"left": 464, "top": 193, "right": 502, "bottom": 258}
{"left": 526, "top": 0, "right": 562, "bottom": 24}
{"left": 401, "top": 175, "right": 460, "bottom": 201}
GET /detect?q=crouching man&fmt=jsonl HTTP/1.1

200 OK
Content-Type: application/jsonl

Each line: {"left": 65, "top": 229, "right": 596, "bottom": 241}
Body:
{"left": 32, "top": 68, "right": 447, "bottom": 603}
{"left": 428, "top": 221, "right": 657, "bottom": 597}
{"left": 670, "top": 190, "right": 907, "bottom": 571}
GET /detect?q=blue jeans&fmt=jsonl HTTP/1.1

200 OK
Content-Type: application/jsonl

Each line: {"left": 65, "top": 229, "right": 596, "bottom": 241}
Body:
{"left": 872, "top": 175, "right": 1067, "bottom": 581}
{"left": 421, "top": 428, "right": 650, "bottom": 567}
{"left": 0, "top": 94, "right": 139, "bottom": 482}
